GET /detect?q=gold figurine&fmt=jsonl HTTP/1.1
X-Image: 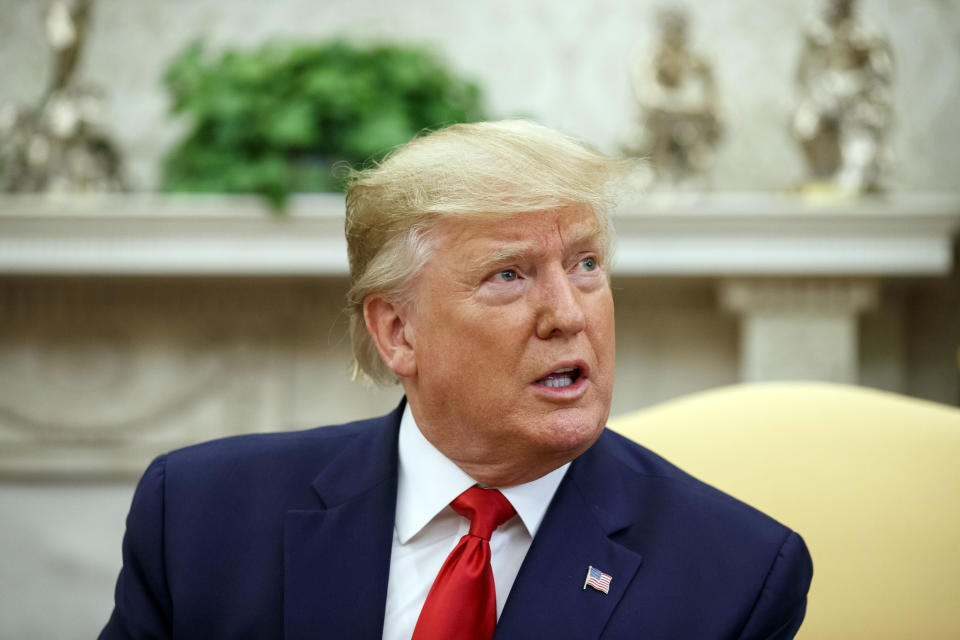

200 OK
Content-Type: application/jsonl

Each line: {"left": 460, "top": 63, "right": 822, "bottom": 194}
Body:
{"left": 623, "top": 6, "right": 722, "bottom": 189}
{"left": 792, "top": 0, "right": 894, "bottom": 195}
{"left": 0, "top": 0, "right": 124, "bottom": 193}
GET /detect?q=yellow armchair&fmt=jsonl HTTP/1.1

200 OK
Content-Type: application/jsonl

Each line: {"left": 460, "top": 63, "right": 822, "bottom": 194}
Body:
{"left": 608, "top": 382, "right": 960, "bottom": 639}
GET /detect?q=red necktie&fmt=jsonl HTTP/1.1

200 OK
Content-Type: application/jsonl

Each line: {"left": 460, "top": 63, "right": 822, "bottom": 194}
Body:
{"left": 411, "top": 487, "right": 516, "bottom": 640}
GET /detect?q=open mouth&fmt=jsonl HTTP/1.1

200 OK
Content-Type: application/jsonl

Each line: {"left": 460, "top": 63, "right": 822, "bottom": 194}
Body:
{"left": 536, "top": 366, "right": 582, "bottom": 388}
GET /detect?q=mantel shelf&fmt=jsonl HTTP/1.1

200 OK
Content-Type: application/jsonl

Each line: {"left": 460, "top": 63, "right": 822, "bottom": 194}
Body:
{"left": 1, "top": 192, "right": 958, "bottom": 277}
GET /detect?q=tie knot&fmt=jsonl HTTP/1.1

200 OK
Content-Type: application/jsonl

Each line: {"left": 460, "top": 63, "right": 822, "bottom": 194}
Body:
{"left": 450, "top": 487, "right": 515, "bottom": 540}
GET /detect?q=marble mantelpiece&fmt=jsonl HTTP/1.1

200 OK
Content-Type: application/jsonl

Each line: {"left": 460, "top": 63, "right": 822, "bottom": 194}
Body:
{"left": 1, "top": 192, "right": 957, "bottom": 276}
{"left": 1, "top": 192, "right": 957, "bottom": 477}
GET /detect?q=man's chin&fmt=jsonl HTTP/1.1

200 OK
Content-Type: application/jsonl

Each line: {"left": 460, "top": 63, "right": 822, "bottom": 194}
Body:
{"left": 535, "top": 410, "right": 607, "bottom": 458}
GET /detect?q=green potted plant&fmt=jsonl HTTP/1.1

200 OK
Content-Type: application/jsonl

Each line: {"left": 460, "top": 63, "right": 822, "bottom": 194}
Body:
{"left": 162, "top": 40, "right": 488, "bottom": 208}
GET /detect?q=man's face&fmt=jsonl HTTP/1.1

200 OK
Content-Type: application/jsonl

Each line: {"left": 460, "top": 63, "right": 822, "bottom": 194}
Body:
{"left": 400, "top": 205, "right": 616, "bottom": 486}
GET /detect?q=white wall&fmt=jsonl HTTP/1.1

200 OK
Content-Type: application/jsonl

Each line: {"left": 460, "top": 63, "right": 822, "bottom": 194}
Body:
{"left": 2, "top": 0, "right": 959, "bottom": 192}
{"left": 0, "top": 484, "right": 128, "bottom": 638}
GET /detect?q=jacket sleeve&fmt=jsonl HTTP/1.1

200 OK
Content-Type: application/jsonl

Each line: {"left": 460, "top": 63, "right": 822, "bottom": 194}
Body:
{"left": 99, "top": 455, "right": 173, "bottom": 639}
{"left": 738, "top": 531, "right": 814, "bottom": 640}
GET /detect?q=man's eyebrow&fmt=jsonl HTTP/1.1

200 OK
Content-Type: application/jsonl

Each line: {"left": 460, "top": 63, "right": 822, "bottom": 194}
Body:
{"left": 470, "top": 244, "right": 538, "bottom": 272}
{"left": 565, "top": 224, "right": 606, "bottom": 250}
{"left": 470, "top": 225, "right": 606, "bottom": 272}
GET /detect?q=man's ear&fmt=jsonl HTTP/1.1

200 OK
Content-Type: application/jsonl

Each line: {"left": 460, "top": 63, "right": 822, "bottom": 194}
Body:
{"left": 363, "top": 295, "right": 417, "bottom": 378}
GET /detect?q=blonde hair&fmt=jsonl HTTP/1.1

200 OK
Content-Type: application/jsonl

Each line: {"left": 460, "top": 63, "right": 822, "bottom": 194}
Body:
{"left": 345, "top": 119, "right": 632, "bottom": 385}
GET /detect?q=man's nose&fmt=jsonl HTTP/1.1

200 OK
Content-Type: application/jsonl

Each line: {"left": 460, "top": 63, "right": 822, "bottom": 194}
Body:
{"left": 534, "top": 268, "right": 587, "bottom": 339}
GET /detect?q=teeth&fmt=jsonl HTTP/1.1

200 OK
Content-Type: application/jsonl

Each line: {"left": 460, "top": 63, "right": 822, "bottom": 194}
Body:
{"left": 536, "top": 366, "right": 581, "bottom": 388}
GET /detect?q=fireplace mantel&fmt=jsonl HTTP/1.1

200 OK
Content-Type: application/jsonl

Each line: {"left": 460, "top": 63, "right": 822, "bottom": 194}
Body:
{"left": 1, "top": 192, "right": 957, "bottom": 277}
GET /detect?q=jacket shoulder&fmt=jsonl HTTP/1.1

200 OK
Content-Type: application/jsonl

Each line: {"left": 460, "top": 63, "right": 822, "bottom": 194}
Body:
{"left": 161, "top": 408, "right": 395, "bottom": 484}
{"left": 157, "top": 406, "right": 402, "bottom": 514}
{"left": 586, "top": 430, "right": 812, "bottom": 638}
{"left": 168, "top": 412, "right": 388, "bottom": 465}
{"left": 595, "top": 428, "right": 790, "bottom": 535}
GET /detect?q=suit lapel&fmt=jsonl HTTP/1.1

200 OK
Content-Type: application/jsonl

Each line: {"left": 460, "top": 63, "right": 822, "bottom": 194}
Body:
{"left": 495, "top": 432, "right": 644, "bottom": 639}
{"left": 283, "top": 404, "right": 402, "bottom": 640}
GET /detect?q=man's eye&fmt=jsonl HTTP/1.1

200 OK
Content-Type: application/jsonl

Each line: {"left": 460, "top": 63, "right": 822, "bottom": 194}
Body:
{"left": 580, "top": 257, "right": 598, "bottom": 271}
{"left": 497, "top": 269, "right": 519, "bottom": 282}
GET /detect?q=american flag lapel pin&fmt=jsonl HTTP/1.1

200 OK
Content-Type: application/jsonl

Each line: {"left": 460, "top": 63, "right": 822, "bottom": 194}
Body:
{"left": 583, "top": 565, "right": 612, "bottom": 594}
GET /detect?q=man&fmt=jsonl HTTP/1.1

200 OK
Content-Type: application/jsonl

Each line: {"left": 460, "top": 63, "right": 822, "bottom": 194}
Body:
{"left": 101, "top": 121, "right": 812, "bottom": 639}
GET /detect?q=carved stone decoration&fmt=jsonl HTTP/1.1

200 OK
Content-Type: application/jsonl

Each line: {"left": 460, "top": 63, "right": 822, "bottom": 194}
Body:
{"left": 0, "top": 319, "right": 233, "bottom": 441}
{"left": 792, "top": 0, "right": 894, "bottom": 195}
{"left": 720, "top": 278, "right": 879, "bottom": 384}
{"left": 622, "top": 6, "right": 722, "bottom": 189}
{"left": 0, "top": 277, "right": 402, "bottom": 478}
{"left": 0, "top": 0, "right": 125, "bottom": 194}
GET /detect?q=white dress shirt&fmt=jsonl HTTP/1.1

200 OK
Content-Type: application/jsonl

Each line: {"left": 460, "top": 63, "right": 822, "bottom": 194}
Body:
{"left": 381, "top": 404, "right": 569, "bottom": 640}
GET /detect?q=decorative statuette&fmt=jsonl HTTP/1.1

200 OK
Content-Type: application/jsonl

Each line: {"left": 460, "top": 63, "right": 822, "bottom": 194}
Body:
{"left": 623, "top": 6, "right": 722, "bottom": 190}
{"left": 792, "top": 0, "right": 894, "bottom": 195}
{"left": 0, "top": 0, "right": 125, "bottom": 193}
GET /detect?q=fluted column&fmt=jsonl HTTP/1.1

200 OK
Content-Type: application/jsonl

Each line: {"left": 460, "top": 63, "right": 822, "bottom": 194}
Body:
{"left": 720, "top": 279, "right": 879, "bottom": 383}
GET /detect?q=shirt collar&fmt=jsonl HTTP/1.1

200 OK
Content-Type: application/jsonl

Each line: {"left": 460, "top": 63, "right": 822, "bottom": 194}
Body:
{"left": 395, "top": 403, "right": 570, "bottom": 544}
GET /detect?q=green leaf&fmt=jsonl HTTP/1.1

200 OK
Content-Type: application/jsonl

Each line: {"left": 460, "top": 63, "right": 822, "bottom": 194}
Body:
{"left": 161, "top": 39, "right": 490, "bottom": 209}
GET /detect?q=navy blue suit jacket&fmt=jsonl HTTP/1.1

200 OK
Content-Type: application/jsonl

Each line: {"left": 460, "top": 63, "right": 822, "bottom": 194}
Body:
{"left": 101, "top": 402, "right": 812, "bottom": 639}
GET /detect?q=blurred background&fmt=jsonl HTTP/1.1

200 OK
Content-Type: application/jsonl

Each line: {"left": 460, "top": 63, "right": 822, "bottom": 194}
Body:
{"left": 0, "top": 0, "right": 958, "bottom": 637}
